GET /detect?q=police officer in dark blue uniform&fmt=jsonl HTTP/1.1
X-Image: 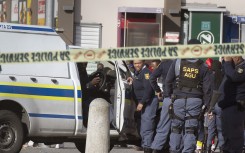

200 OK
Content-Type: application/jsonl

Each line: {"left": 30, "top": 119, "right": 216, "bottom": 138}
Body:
{"left": 206, "top": 59, "right": 224, "bottom": 152}
{"left": 165, "top": 39, "right": 211, "bottom": 153}
{"left": 218, "top": 56, "right": 245, "bottom": 153}
{"left": 149, "top": 59, "right": 173, "bottom": 153}
{"left": 129, "top": 60, "right": 158, "bottom": 153}
{"left": 77, "top": 62, "right": 101, "bottom": 127}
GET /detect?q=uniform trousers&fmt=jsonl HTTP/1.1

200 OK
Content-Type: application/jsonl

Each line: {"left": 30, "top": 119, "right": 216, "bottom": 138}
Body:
{"left": 221, "top": 105, "right": 245, "bottom": 153}
{"left": 169, "top": 98, "right": 202, "bottom": 153}
{"left": 207, "top": 103, "right": 224, "bottom": 148}
{"left": 140, "top": 97, "right": 159, "bottom": 148}
{"left": 151, "top": 97, "right": 171, "bottom": 150}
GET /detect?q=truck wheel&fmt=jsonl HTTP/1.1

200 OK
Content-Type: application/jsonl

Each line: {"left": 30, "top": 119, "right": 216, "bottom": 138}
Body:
{"left": 0, "top": 110, "right": 24, "bottom": 153}
{"left": 75, "top": 141, "right": 86, "bottom": 153}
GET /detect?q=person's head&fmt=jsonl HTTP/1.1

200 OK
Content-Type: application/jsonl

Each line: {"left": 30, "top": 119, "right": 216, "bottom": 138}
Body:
{"left": 126, "top": 61, "right": 135, "bottom": 73}
{"left": 97, "top": 63, "right": 104, "bottom": 71}
{"left": 187, "top": 39, "right": 201, "bottom": 45}
{"left": 211, "top": 60, "right": 222, "bottom": 72}
{"left": 77, "top": 62, "right": 88, "bottom": 69}
{"left": 133, "top": 60, "right": 145, "bottom": 72}
{"left": 231, "top": 56, "right": 244, "bottom": 65}
{"left": 150, "top": 60, "right": 161, "bottom": 71}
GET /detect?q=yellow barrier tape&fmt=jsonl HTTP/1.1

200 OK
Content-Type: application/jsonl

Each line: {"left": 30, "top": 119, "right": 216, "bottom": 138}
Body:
{"left": 0, "top": 43, "right": 244, "bottom": 63}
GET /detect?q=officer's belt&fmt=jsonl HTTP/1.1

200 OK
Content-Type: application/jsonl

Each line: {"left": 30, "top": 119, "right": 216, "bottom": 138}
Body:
{"left": 237, "top": 100, "right": 245, "bottom": 104}
{"left": 175, "top": 95, "right": 202, "bottom": 99}
{"left": 185, "top": 115, "right": 199, "bottom": 120}
{"left": 237, "top": 100, "right": 245, "bottom": 108}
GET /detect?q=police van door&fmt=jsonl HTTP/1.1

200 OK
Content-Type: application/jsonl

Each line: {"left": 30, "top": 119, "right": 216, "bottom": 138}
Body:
{"left": 114, "top": 61, "right": 138, "bottom": 137}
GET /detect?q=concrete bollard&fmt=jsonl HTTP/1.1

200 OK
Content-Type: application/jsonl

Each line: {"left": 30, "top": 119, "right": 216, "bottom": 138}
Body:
{"left": 85, "top": 98, "right": 110, "bottom": 153}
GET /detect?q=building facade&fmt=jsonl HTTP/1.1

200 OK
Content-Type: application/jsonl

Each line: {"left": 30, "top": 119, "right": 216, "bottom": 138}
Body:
{"left": 0, "top": 0, "right": 75, "bottom": 44}
{"left": 1, "top": 0, "right": 245, "bottom": 47}
{"left": 77, "top": 0, "right": 245, "bottom": 48}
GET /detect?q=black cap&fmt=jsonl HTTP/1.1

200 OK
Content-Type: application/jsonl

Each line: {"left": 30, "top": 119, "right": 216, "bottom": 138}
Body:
{"left": 188, "top": 39, "right": 201, "bottom": 45}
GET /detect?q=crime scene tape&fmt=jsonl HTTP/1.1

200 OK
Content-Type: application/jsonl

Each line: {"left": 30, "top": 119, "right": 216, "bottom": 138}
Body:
{"left": 0, "top": 43, "right": 244, "bottom": 64}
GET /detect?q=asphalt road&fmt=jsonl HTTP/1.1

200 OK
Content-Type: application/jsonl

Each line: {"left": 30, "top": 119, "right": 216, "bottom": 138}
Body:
{"left": 20, "top": 143, "right": 143, "bottom": 153}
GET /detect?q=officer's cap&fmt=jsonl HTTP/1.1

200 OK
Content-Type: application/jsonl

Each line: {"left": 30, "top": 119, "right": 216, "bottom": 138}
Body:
{"left": 188, "top": 39, "right": 201, "bottom": 45}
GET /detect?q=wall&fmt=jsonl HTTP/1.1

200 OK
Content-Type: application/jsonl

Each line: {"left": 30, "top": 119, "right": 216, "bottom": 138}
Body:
{"left": 57, "top": 0, "right": 74, "bottom": 45}
{"left": 184, "top": 0, "right": 245, "bottom": 16}
{"left": 78, "top": 0, "right": 245, "bottom": 48}
{"left": 80, "top": 0, "right": 164, "bottom": 48}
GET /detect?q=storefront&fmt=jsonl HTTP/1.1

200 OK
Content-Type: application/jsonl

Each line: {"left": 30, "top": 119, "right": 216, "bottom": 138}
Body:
{"left": 223, "top": 16, "right": 245, "bottom": 43}
{"left": 117, "top": 7, "right": 164, "bottom": 47}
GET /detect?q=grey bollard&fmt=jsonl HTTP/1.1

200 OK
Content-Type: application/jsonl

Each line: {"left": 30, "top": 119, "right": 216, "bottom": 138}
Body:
{"left": 85, "top": 98, "right": 110, "bottom": 153}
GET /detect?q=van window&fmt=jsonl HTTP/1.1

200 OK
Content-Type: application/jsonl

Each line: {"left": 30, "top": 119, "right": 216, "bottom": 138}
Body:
{"left": 0, "top": 63, "right": 69, "bottom": 78}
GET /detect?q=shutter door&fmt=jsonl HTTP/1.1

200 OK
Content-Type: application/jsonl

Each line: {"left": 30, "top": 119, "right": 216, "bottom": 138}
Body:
{"left": 75, "top": 23, "right": 102, "bottom": 49}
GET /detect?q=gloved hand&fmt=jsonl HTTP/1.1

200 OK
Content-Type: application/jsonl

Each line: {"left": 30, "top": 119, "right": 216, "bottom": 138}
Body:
{"left": 237, "top": 101, "right": 245, "bottom": 112}
{"left": 91, "top": 77, "right": 101, "bottom": 86}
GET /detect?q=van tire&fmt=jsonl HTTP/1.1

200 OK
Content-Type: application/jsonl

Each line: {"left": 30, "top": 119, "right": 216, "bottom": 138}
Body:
{"left": 0, "top": 110, "right": 24, "bottom": 153}
{"left": 75, "top": 141, "right": 86, "bottom": 153}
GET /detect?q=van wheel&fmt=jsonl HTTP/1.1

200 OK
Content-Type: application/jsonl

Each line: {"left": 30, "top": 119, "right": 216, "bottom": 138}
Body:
{"left": 75, "top": 141, "right": 114, "bottom": 153}
{"left": 75, "top": 141, "right": 86, "bottom": 153}
{"left": 0, "top": 110, "right": 24, "bottom": 153}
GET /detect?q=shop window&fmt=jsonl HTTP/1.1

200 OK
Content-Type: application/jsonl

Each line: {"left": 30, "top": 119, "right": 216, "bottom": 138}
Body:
{"left": 18, "top": 0, "right": 27, "bottom": 24}
{"left": 0, "top": 0, "right": 7, "bottom": 22}
{"left": 11, "top": 0, "right": 18, "bottom": 23}
{"left": 38, "top": 0, "right": 45, "bottom": 25}
{"left": 118, "top": 8, "right": 163, "bottom": 47}
{"left": 127, "top": 22, "right": 159, "bottom": 47}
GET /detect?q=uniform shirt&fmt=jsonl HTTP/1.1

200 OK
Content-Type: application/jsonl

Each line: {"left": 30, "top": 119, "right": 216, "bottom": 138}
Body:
{"left": 218, "top": 60, "right": 245, "bottom": 109}
{"left": 165, "top": 59, "right": 211, "bottom": 106}
{"left": 132, "top": 66, "right": 155, "bottom": 104}
{"left": 149, "top": 60, "right": 173, "bottom": 96}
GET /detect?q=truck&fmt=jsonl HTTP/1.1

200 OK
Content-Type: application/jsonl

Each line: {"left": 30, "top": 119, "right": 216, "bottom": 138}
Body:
{"left": 0, "top": 23, "right": 139, "bottom": 153}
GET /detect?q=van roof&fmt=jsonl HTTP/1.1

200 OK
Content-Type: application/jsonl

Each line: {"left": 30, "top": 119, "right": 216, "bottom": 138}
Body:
{"left": 0, "top": 23, "right": 57, "bottom": 35}
{"left": 0, "top": 23, "right": 66, "bottom": 52}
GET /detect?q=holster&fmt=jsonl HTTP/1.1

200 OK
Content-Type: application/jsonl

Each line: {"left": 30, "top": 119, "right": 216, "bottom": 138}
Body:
{"left": 168, "top": 103, "right": 174, "bottom": 119}
{"left": 198, "top": 105, "right": 207, "bottom": 121}
{"left": 237, "top": 100, "right": 245, "bottom": 112}
{"left": 168, "top": 95, "right": 176, "bottom": 119}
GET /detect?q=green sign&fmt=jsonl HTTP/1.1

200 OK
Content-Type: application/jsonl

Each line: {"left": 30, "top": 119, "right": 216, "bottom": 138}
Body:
{"left": 191, "top": 12, "right": 221, "bottom": 44}
{"left": 191, "top": 12, "right": 221, "bottom": 60}
{"left": 201, "top": 21, "right": 211, "bottom": 31}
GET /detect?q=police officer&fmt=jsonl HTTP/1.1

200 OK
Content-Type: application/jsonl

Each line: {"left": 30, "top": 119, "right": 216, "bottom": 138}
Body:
{"left": 206, "top": 59, "right": 224, "bottom": 152}
{"left": 77, "top": 62, "right": 101, "bottom": 127}
{"left": 149, "top": 59, "right": 173, "bottom": 153}
{"left": 129, "top": 60, "right": 158, "bottom": 153}
{"left": 165, "top": 39, "right": 211, "bottom": 153}
{"left": 218, "top": 56, "right": 245, "bottom": 153}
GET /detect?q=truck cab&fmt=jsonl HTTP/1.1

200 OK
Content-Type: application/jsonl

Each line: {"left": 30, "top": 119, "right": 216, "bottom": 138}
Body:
{"left": 0, "top": 23, "right": 138, "bottom": 153}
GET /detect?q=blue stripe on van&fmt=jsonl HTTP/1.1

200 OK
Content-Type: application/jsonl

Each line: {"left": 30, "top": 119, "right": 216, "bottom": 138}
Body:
{"left": 12, "top": 25, "right": 55, "bottom": 32}
{"left": 0, "top": 85, "right": 76, "bottom": 97}
{"left": 29, "top": 113, "right": 82, "bottom": 120}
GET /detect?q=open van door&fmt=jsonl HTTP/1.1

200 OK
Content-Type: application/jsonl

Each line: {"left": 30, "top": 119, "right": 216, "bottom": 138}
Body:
{"left": 113, "top": 61, "right": 139, "bottom": 138}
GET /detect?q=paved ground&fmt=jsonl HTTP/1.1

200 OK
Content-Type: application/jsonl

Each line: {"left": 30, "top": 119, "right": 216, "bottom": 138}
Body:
{"left": 20, "top": 143, "right": 143, "bottom": 153}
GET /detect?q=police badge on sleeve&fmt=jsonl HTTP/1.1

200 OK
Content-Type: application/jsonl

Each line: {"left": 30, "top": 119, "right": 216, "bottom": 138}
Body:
{"left": 237, "top": 67, "right": 244, "bottom": 74}
{"left": 145, "top": 73, "right": 150, "bottom": 80}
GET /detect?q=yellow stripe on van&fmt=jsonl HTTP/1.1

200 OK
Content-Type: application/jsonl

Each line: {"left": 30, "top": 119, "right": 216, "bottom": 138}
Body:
{"left": 0, "top": 93, "right": 82, "bottom": 102}
{"left": 0, "top": 82, "right": 81, "bottom": 90}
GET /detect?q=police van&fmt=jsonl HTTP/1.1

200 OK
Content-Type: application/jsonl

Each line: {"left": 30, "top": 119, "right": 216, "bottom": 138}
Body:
{"left": 0, "top": 23, "right": 138, "bottom": 153}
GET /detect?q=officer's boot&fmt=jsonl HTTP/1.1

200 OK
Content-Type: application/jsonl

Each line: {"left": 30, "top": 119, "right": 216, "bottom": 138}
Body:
{"left": 219, "top": 147, "right": 224, "bottom": 153}
{"left": 152, "top": 149, "right": 162, "bottom": 153}
{"left": 144, "top": 147, "right": 153, "bottom": 153}
{"left": 206, "top": 145, "right": 211, "bottom": 153}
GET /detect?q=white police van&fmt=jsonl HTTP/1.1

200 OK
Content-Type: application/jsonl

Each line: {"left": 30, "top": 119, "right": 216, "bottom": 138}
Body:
{"left": 0, "top": 23, "right": 138, "bottom": 153}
